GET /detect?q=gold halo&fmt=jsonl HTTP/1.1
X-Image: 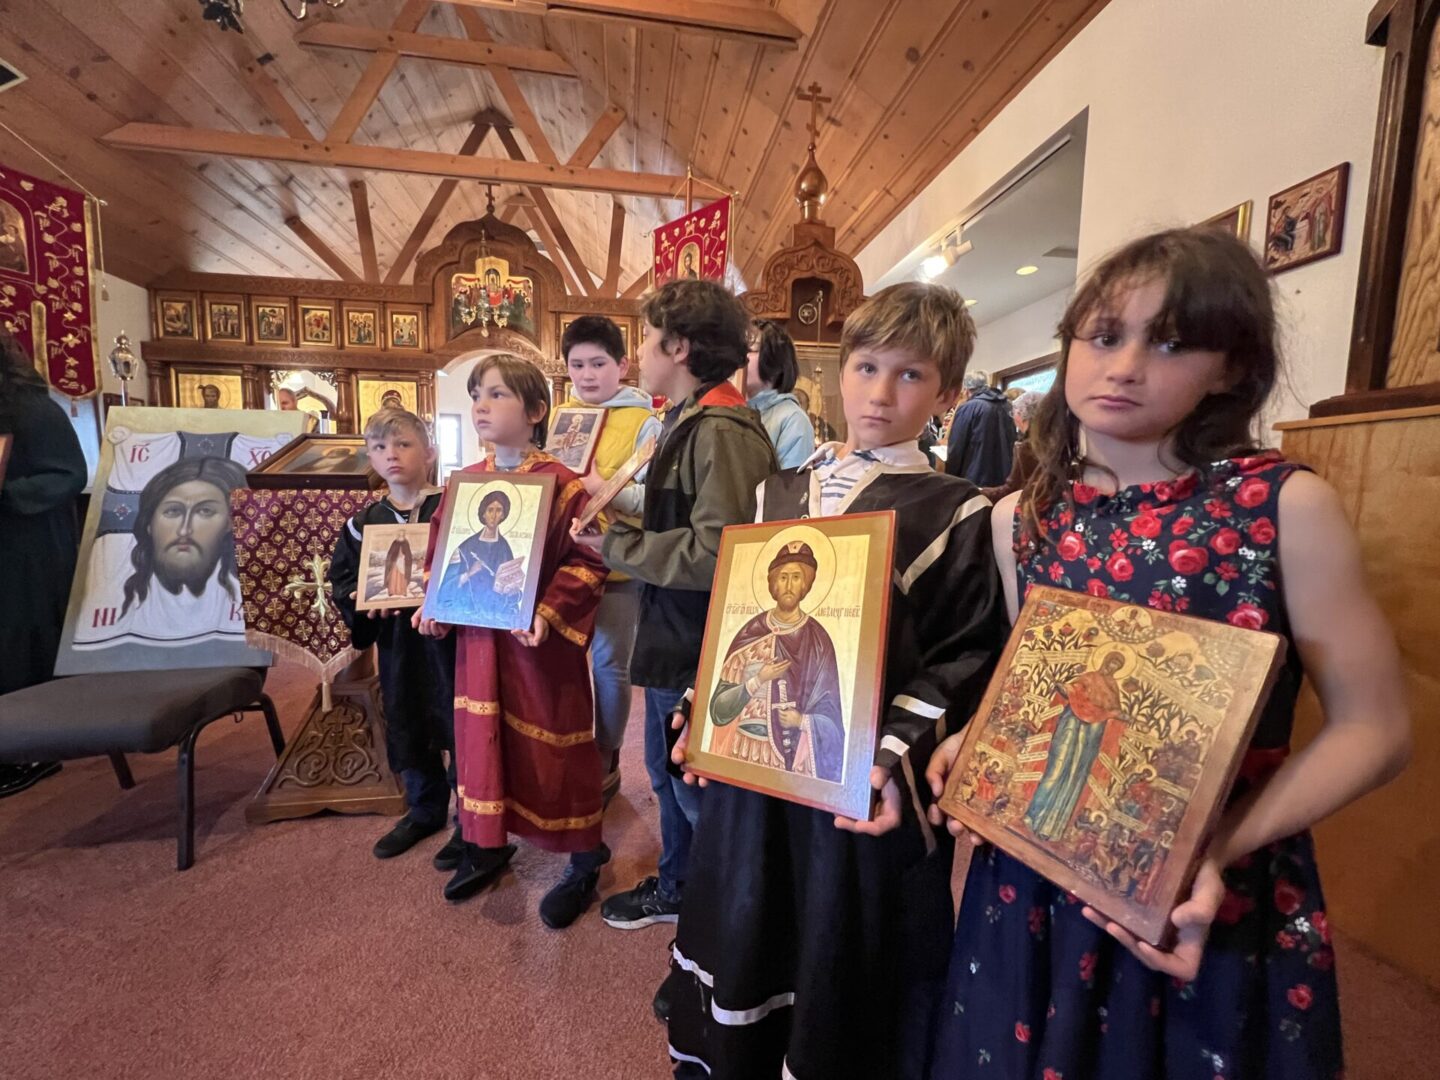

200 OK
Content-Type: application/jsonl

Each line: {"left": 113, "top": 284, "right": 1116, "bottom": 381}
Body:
{"left": 466, "top": 479, "right": 522, "bottom": 539}
{"left": 751, "top": 525, "right": 836, "bottom": 614}
{"left": 1088, "top": 641, "right": 1139, "bottom": 680}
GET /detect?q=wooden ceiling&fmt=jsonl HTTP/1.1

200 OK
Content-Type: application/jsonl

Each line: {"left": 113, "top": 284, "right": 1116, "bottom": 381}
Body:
{"left": 0, "top": 0, "right": 1109, "bottom": 294}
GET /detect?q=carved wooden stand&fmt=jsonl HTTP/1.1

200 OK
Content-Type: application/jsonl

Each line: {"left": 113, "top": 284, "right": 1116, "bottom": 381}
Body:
{"left": 246, "top": 654, "right": 406, "bottom": 824}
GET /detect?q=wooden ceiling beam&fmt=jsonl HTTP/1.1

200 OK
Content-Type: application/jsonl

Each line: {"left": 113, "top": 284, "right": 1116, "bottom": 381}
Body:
{"left": 101, "top": 123, "right": 692, "bottom": 198}
{"left": 384, "top": 119, "right": 493, "bottom": 285}
{"left": 285, "top": 215, "right": 364, "bottom": 282}
{"left": 493, "top": 124, "right": 596, "bottom": 294}
{"left": 350, "top": 180, "right": 381, "bottom": 283}
{"left": 454, "top": 7, "right": 561, "bottom": 166}
{"left": 601, "top": 199, "right": 626, "bottom": 297}
{"left": 241, "top": 58, "right": 316, "bottom": 140}
{"left": 442, "top": 0, "right": 803, "bottom": 49}
{"left": 324, "top": 0, "right": 433, "bottom": 144}
{"left": 620, "top": 268, "right": 650, "bottom": 299}
{"left": 524, "top": 209, "right": 584, "bottom": 295}
{"left": 297, "top": 23, "right": 580, "bottom": 79}
{"left": 567, "top": 103, "right": 627, "bottom": 168}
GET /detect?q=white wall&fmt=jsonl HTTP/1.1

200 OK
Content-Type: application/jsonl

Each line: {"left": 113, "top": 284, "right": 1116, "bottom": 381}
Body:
{"left": 859, "top": 0, "right": 1383, "bottom": 423}
{"left": 93, "top": 273, "right": 150, "bottom": 397}
{"left": 971, "top": 287, "right": 1069, "bottom": 379}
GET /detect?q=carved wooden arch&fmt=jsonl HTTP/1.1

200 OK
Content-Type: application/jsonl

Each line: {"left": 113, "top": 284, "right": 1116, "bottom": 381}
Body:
{"left": 435, "top": 328, "right": 558, "bottom": 376}
{"left": 415, "top": 212, "right": 568, "bottom": 358}
{"left": 743, "top": 230, "right": 866, "bottom": 326}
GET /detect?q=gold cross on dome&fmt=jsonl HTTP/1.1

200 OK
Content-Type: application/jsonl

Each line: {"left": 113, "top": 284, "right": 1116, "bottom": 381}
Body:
{"left": 796, "top": 82, "right": 832, "bottom": 147}
{"left": 283, "top": 554, "right": 334, "bottom": 622}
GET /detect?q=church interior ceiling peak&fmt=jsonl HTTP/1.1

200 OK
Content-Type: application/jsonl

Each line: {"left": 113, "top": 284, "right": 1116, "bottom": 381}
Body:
{"left": 0, "top": 0, "right": 1109, "bottom": 292}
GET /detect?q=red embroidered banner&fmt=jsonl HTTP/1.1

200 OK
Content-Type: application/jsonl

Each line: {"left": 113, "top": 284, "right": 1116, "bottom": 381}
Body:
{"left": 0, "top": 162, "right": 99, "bottom": 398}
{"left": 232, "top": 488, "right": 382, "bottom": 681}
{"left": 652, "top": 196, "right": 730, "bottom": 288}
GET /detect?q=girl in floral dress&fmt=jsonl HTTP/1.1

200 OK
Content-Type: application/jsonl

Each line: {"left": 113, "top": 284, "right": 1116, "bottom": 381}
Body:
{"left": 925, "top": 227, "right": 1411, "bottom": 1079}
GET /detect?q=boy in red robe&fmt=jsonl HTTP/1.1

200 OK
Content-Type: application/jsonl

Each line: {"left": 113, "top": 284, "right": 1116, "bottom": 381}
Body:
{"left": 418, "top": 354, "right": 609, "bottom": 928}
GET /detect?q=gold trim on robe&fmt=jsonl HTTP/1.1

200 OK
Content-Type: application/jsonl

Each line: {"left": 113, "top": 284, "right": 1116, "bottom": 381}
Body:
{"left": 505, "top": 710, "right": 595, "bottom": 748}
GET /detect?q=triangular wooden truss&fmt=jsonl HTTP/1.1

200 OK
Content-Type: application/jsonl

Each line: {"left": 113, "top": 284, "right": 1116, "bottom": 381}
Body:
{"left": 101, "top": 0, "right": 783, "bottom": 295}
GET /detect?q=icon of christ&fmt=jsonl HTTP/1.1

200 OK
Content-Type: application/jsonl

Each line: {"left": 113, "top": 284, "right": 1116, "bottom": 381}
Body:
{"left": 707, "top": 541, "right": 845, "bottom": 781}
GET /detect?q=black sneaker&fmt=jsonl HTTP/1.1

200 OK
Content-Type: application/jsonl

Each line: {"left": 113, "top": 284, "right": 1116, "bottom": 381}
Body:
{"left": 600, "top": 875, "right": 681, "bottom": 930}
{"left": 443, "top": 844, "right": 516, "bottom": 903}
{"left": 372, "top": 815, "right": 444, "bottom": 859}
{"left": 539, "top": 844, "right": 611, "bottom": 929}
{"left": 0, "top": 762, "right": 62, "bottom": 800}
{"left": 433, "top": 826, "right": 465, "bottom": 871}
{"left": 652, "top": 960, "right": 683, "bottom": 1023}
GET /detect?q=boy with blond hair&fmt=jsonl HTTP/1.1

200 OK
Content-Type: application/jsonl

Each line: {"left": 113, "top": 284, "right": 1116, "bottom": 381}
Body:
{"left": 664, "top": 283, "right": 1008, "bottom": 1079}
{"left": 330, "top": 407, "right": 462, "bottom": 869}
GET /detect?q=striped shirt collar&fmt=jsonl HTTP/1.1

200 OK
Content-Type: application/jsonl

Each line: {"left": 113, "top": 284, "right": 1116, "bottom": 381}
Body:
{"left": 804, "top": 440, "right": 930, "bottom": 471}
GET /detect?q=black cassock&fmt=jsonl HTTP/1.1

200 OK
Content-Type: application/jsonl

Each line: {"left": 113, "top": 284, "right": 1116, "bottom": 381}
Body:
{"left": 329, "top": 493, "right": 456, "bottom": 773}
{"left": 667, "top": 465, "right": 1007, "bottom": 1080}
{"left": 0, "top": 386, "right": 87, "bottom": 694}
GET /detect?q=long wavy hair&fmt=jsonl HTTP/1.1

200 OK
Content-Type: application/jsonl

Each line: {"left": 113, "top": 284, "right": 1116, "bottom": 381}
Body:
{"left": 1020, "top": 227, "right": 1280, "bottom": 549}
{"left": 122, "top": 456, "right": 247, "bottom": 616}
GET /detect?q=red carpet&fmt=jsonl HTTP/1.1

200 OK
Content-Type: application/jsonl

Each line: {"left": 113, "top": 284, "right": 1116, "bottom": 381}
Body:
{"left": 1, "top": 662, "right": 1435, "bottom": 1079}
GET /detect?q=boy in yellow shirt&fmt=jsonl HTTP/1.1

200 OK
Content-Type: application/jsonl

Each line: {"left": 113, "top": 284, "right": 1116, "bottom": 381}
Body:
{"left": 551, "top": 315, "right": 663, "bottom": 802}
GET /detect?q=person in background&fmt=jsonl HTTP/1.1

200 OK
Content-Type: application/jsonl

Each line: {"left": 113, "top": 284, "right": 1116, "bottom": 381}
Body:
{"left": 979, "top": 389, "right": 1043, "bottom": 502}
{"left": 943, "top": 370, "right": 1017, "bottom": 486}
{"left": 744, "top": 319, "right": 814, "bottom": 469}
{"left": 0, "top": 330, "right": 87, "bottom": 798}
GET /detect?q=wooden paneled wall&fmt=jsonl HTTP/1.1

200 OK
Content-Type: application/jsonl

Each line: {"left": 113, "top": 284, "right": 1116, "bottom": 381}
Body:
{"left": 1281, "top": 407, "right": 1440, "bottom": 989}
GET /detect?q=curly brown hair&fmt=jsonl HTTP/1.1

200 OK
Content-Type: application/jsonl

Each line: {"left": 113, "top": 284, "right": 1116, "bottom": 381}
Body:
{"left": 642, "top": 279, "right": 749, "bottom": 385}
{"left": 1020, "top": 227, "right": 1280, "bottom": 549}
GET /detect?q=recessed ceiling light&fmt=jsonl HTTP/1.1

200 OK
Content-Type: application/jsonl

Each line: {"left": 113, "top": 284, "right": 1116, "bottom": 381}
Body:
{"left": 965, "top": 298, "right": 978, "bottom": 307}
{"left": 1016, "top": 265, "right": 1039, "bottom": 276}
{"left": 919, "top": 254, "right": 947, "bottom": 279}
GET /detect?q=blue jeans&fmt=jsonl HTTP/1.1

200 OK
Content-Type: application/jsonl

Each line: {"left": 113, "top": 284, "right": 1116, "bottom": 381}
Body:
{"left": 400, "top": 751, "right": 454, "bottom": 829}
{"left": 591, "top": 581, "right": 641, "bottom": 757}
{"left": 643, "top": 686, "right": 703, "bottom": 901}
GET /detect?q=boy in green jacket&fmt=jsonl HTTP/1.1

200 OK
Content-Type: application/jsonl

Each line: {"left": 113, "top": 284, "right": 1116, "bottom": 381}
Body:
{"left": 573, "top": 279, "right": 777, "bottom": 929}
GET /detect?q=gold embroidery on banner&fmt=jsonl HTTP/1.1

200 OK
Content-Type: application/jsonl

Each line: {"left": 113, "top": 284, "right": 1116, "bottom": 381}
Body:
{"left": 559, "top": 564, "right": 605, "bottom": 590}
{"left": 537, "top": 602, "right": 588, "bottom": 647}
{"left": 504, "top": 711, "right": 595, "bottom": 748}
{"left": 455, "top": 696, "right": 500, "bottom": 716}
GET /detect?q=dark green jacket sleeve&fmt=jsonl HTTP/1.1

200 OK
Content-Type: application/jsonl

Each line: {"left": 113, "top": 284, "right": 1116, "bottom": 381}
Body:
{"left": 0, "top": 393, "right": 87, "bottom": 516}
{"left": 603, "top": 422, "right": 774, "bottom": 591}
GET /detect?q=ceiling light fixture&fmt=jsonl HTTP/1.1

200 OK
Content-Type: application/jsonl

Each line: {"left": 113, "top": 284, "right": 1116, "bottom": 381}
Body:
{"left": 198, "top": 0, "right": 346, "bottom": 34}
{"left": 918, "top": 228, "right": 973, "bottom": 281}
{"left": 965, "top": 298, "right": 978, "bottom": 307}
{"left": 1015, "top": 265, "right": 1039, "bottom": 276}
{"left": 919, "top": 254, "right": 948, "bottom": 280}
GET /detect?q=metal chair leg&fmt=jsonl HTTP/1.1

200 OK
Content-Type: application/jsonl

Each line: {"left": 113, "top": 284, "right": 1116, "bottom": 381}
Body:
{"left": 258, "top": 694, "right": 285, "bottom": 758}
{"left": 109, "top": 752, "right": 135, "bottom": 790}
{"left": 176, "top": 726, "right": 200, "bottom": 872}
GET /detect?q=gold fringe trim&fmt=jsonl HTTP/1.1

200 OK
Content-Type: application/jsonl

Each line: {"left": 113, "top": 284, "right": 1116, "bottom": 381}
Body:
{"left": 504, "top": 711, "right": 594, "bottom": 749}
{"left": 559, "top": 564, "right": 605, "bottom": 590}
{"left": 537, "top": 602, "right": 588, "bottom": 647}
{"left": 244, "top": 633, "right": 360, "bottom": 683}
{"left": 455, "top": 695, "right": 500, "bottom": 716}
{"left": 459, "top": 791, "right": 505, "bottom": 815}
{"left": 559, "top": 478, "right": 585, "bottom": 506}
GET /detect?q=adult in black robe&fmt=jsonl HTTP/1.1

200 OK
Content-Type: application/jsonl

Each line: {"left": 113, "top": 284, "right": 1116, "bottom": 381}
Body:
{"left": 0, "top": 332, "right": 87, "bottom": 796}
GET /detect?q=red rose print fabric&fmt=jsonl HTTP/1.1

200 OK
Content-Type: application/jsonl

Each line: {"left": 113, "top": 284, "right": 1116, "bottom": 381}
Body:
{"left": 932, "top": 455, "right": 1344, "bottom": 1080}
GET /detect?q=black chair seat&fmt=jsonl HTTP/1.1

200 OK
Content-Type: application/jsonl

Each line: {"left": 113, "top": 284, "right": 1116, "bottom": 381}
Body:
{"left": 0, "top": 668, "right": 264, "bottom": 762}
{"left": 0, "top": 667, "right": 282, "bottom": 870}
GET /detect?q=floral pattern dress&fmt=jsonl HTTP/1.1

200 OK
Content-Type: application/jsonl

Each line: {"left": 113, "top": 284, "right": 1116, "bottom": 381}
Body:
{"left": 930, "top": 454, "right": 1343, "bottom": 1080}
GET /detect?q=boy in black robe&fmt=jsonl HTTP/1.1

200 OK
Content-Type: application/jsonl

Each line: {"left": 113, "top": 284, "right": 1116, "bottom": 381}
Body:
{"left": 329, "top": 407, "right": 460, "bottom": 868}
{"left": 666, "top": 283, "right": 1007, "bottom": 1079}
